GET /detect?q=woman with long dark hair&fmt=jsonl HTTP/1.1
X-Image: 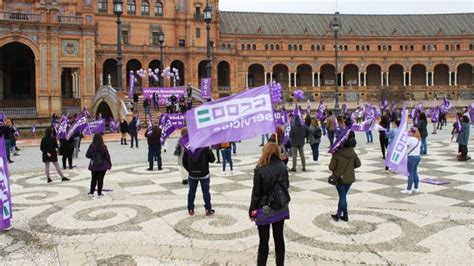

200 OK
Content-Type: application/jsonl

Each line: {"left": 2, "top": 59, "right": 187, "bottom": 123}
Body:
{"left": 378, "top": 115, "right": 390, "bottom": 159}
{"left": 417, "top": 112, "right": 428, "bottom": 155}
{"left": 40, "top": 127, "right": 69, "bottom": 183}
{"left": 146, "top": 126, "right": 162, "bottom": 171}
{"left": 249, "top": 142, "right": 290, "bottom": 266}
{"left": 86, "top": 134, "right": 112, "bottom": 198}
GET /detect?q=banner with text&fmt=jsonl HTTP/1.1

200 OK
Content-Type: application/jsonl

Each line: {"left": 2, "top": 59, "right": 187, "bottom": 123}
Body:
{"left": 200, "top": 78, "right": 212, "bottom": 99}
{"left": 0, "top": 137, "right": 12, "bottom": 231}
{"left": 143, "top": 87, "right": 185, "bottom": 105}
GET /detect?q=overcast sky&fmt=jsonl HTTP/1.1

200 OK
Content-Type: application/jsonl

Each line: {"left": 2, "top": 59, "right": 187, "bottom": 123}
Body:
{"left": 219, "top": 0, "right": 473, "bottom": 14}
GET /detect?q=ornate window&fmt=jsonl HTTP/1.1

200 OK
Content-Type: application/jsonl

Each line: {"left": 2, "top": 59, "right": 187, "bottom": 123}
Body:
{"left": 276, "top": 44, "right": 280, "bottom": 50}
{"left": 98, "top": 0, "right": 107, "bottom": 12}
{"left": 241, "top": 44, "right": 245, "bottom": 50}
{"left": 252, "top": 44, "right": 256, "bottom": 50}
{"left": 155, "top": 2, "right": 163, "bottom": 17}
{"left": 127, "top": 0, "right": 136, "bottom": 15}
{"left": 141, "top": 0, "right": 150, "bottom": 15}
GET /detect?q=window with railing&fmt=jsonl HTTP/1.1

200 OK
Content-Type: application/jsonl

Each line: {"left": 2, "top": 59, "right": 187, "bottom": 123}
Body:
{"left": 98, "top": 0, "right": 107, "bottom": 12}
{"left": 141, "top": 0, "right": 150, "bottom": 15}
{"left": 127, "top": 0, "right": 136, "bottom": 15}
{"left": 155, "top": 2, "right": 163, "bottom": 17}
{"left": 122, "top": 30, "right": 129, "bottom": 44}
{"left": 151, "top": 32, "right": 160, "bottom": 45}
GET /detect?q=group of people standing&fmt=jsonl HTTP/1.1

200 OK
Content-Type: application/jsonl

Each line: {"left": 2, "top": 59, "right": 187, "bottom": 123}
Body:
{"left": 0, "top": 118, "right": 20, "bottom": 163}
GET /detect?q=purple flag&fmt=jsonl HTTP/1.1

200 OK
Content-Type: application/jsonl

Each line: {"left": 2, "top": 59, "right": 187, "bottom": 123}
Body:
{"left": 293, "top": 104, "right": 303, "bottom": 125}
{"left": 270, "top": 82, "right": 282, "bottom": 104}
{"left": 56, "top": 116, "right": 68, "bottom": 139}
{"left": 364, "top": 104, "right": 375, "bottom": 120}
{"left": 82, "top": 107, "right": 91, "bottom": 118}
{"left": 0, "top": 112, "right": 5, "bottom": 126}
{"left": 441, "top": 96, "right": 451, "bottom": 113}
{"left": 316, "top": 101, "right": 326, "bottom": 120}
{"left": 430, "top": 106, "right": 440, "bottom": 122}
{"left": 281, "top": 124, "right": 291, "bottom": 145}
{"left": 380, "top": 99, "right": 388, "bottom": 111}
{"left": 129, "top": 71, "right": 135, "bottom": 99}
{"left": 351, "top": 119, "right": 374, "bottom": 132}
{"left": 109, "top": 120, "right": 119, "bottom": 132}
{"left": 469, "top": 103, "right": 474, "bottom": 125}
{"left": 455, "top": 117, "right": 463, "bottom": 133}
{"left": 159, "top": 113, "right": 185, "bottom": 128}
{"left": 159, "top": 114, "right": 176, "bottom": 144}
{"left": 86, "top": 119, "right": 105, "bottom": 135}
{"left": 178, "top": 134, "right": 204, "bottom": 160}
{"left": 274, "top": 111, "right": 288, "bottom": 126}
{"left": 328, "top": 124, "right": 353, "bottom": 154}
{"left": 0, "top": 137, "right": 12, "bottom": 231}
{"left": 201, "top": 78, "right": 212, "bottom": 99}
{"left": 385, "top": 106, "right": 409, "bottom": 176}
{"left": 186, "top": 85, "right": 276, "bottom": 150}
{"left": 341, "top": 104, "right": 347, "bottom": 114}
{"left": 66, "top": 115, "right": 89, "bottom": 140}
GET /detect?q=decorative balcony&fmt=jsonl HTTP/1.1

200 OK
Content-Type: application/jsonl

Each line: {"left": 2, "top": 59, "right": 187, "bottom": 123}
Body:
{"left": 57, "top": 15, "right": 83, "bottom": 25}
{"left": 0, "top": 12, "right": 41, "bottom": 22}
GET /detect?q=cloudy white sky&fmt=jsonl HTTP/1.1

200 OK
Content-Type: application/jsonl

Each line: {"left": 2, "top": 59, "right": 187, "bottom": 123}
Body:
{"left": 219, "top": 0, "right": 473, "bottom": 14}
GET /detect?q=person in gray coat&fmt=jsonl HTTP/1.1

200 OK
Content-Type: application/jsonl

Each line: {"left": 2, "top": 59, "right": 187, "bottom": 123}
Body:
{"left": 289, "top": 116, "right": 309, "bottom": 172}
{"left": 308, "top": 118, "right": 322, "bottom": 161}
{"left": 456, "top": 115, "right": 471, "bottom": 161}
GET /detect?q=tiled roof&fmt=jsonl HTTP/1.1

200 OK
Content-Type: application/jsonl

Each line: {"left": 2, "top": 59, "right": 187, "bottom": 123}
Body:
{"left": 219, "top": 11, "right": 474, "bottom": 37}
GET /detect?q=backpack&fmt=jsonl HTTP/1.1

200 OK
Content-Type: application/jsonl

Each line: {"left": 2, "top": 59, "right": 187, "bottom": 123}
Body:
{"left": 266, "top": 172, "right": 291, "bottom": 210}
{"left": 92, "top": 151, "right": 103, "bottom": 166}
{"left": 314, "top": 127, "right": 322, "bottom": 139}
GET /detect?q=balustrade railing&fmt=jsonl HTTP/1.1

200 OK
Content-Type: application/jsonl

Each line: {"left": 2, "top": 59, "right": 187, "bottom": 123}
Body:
{"left": 57, "top": 15, "right": 83, "bottom": 25}
{"left": 0, "top": 12, "right": 41, "bottom": 22}
{"left": 1, "top": 108, "right": 37, "bottom": 117}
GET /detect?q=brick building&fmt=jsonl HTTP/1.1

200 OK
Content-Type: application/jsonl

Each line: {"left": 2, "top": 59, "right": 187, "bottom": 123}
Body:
{"left": 0, "top": 0, "right": 473, "bottom": 120}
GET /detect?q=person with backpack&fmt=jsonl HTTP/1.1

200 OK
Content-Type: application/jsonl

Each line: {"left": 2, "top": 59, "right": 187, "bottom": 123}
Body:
{"left": 308, "top": 118, "right": 322, "bottom": 161}
{"left": 183, "top": 145, "right": 216, "bottom": 216}
{"left": 249, "top": 142, "right": 290, "bottom": 266}
{"left": 86, "top": 134, "right": 112, "bottom": 198}
{"left": 120, "top": 118, "right": 129, "bottom": 145}
{"left": 40, "top": 127, "right": 70, "bottom": 183}
{"left": 289, "top": 116, "right": 309, "bottom": 172}
{"left": 128, "top": 116, "right": 139, "bottom": 148}
{"left": 329, "top": 124, "right": 361, "bottom": 222}
{"left": 220, "top": 142, "right": 233, "bottom": 175}
{"left": 146, "top": 126, "right": 162, "bottom": 171}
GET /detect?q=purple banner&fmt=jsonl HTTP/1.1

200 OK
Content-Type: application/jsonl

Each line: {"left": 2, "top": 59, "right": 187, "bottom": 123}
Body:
{"left": 351, "top": 119, "right": 374, "bottom": 132}
{"left": 200, "top": 78, "right": 212, "bottom": 99}
{"left": 86, "top": 119, "right": 105, "bottom": 135}
{"left": 274, "top": 111, "right": 288, "bottom": 126}
{"left": 328, "top": 123, "right": 353, "bottom": 154}
{"left": 469, "top": 103, "right": 474, "bottom": 125}
{"left": 186, "top": 85, "right": 276, "bottom": 150}
{"left": 281, "top": 124, "right": 291, "bottom": 145}
{"left": 316, "top": 101, "right": 326, "bottom": 120}
{"left": 143, "top": 87, "right": 185, "bottom": 105}
{"left": 66, "top": 115, "right": 89, "bottom": 140}
{"left": 441, "top": 96, "right": 451, "bottom": 113}
{"left": 0, "top": 137, "right": 12, "bottom": 231}
{"left": 385, "top": 106, "right": 409, "bottom": 176}
{"left": 159, "top": 113, "right": 185, "bottom": 128}
{"left": 109, "top": 120, "right": 119, "bottom": 132}
{"left": 56, "top": 116, "right": 69, "bottom": 139}
{"left": 270, "top": 83, "right": 282, "bottom": 104}
{"left": 430, "top": 106, "right": 440, "bottom": 122}
{"left": 159, "top": 114, "right": 176, "bottom": 144}
{"left": 129, "top": 71, "right": 135, "bottom": 99}
{"left": 178, "top": 134, "right": 204, "bottom": 160}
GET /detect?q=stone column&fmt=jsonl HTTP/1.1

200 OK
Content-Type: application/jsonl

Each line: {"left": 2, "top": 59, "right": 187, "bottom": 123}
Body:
{"left": 288, "top": 72, "right": 291, "bottom": 87}
{"left": 408, "top": 72, "right": 412, "bottom": 86}
{"left": 364, "top": 72, "right": 367, "bottom": 86}
{"left": 264, "top": 72, "right": 268, "bottom": 85}
{"left": 381, "top": 72, "right": 384, "bottom": 86}
{"left": 245, "top": 72, "right": 248, "bottom": 88}
{"left": 425, "top": 72, "right": 429, "bottom": 86}
{"left": 454, "top": 71, "right": 457, "bottom": 85}
{"left": 269, "top": 72, "right": 273, "bottom": 83}
{"left": 340, "top": 72, "right": 344, "bottom": 86}
{"left": 386, "top": 72, "right": 389, "bottom": 86}
{"left": 358, "top": 72, "right": 361, "bottom": 86}
{"left": 403, "top": 72, "right": 406, "bottom": 86}
{"left": 317, "top": 72, "right": 321, "bottom": 87}
{"left": 448, "top": 71, "right": 452, "bottom": 86}
{"left": 312, "top": 72, "right": 315, "bottom": 87}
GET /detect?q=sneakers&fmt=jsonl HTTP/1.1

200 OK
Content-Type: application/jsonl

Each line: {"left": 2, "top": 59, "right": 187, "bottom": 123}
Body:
{"left": 146, "top": 168, "right": 153, "bottom": 171}
{"left": 230, "top": 171, "right": 234, "bottom": 175}
{"left": 61, "top": 177, "right": 70, "bottom": 182}
{"left": 400, "top": 189, "right": 412, "bottom": 194}
{"left": 97, "top": 194, "right": 104, "bottom": 198}
{"left": 413, "top": 188, "right": 420, "bottom": 193}
{"left": 188, "top": 209, "right": 194, "bottom": 216}
{"left": 206, "top": 209, "right": 215, "bottom": 216}
{"left": 87, "top": 193, "right": 94, "bottom": 197}
{"left": 221, "top": 171, "right": 226, "bottom": 175}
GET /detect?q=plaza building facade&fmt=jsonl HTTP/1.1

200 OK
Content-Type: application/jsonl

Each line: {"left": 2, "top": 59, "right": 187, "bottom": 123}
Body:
{"left": 0, "top": 0, "right": 473, "bottom": 120}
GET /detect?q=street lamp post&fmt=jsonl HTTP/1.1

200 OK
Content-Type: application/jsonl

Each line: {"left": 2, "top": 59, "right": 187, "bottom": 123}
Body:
{"left": 113, "top": 0, "right": 123, "bottom": 91}
{"left": 204, "top": 4, "right": 212, "bottom": 80}
{"left": 330, "top": 12, "right": 341, "bottom": 115}
{"left": 158, "top": 31, "right": 165, "bottom": 87}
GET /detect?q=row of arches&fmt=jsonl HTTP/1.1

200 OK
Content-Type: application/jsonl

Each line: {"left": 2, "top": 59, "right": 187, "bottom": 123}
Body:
{"left": 102, "top": 59, "right": 232, "bottom": 89}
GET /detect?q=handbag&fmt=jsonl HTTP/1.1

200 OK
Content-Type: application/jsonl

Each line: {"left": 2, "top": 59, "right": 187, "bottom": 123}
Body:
{"left": 328, "top": 158, "right": 351, "bottom": 186}
{"left": 254, "top": 170, "right": 290, "bottom": 225}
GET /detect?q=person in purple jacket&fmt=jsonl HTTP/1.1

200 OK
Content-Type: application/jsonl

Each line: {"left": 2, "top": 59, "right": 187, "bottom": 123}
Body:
{"left": 86, "top": 134, "right": 112, "bottom": 198}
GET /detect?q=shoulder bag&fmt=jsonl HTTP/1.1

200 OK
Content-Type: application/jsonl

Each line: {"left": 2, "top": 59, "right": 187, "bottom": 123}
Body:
{"left": 328, "top": 158, "right": 351, "bottom": 186}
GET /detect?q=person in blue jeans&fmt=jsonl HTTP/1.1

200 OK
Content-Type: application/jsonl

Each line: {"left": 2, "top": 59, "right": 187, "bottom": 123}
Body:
{"left": 183, "top": 146, "right": 216, "bottom": 216}
{"left": 401, "top": 127, "right": 422, "bottom": 194}
{"left": 220, "top": 142, "right": 233, "bottom": 174}
{"left": 417, "top": 112, "right": 428, "bottom": 155}
{"left": 329, "top": 123, "right": 361, "bottom": 222}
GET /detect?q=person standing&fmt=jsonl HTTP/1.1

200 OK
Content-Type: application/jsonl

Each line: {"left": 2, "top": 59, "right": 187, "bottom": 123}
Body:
{"left": 152, "top": 92, "right": 159, "bottom": 112}
{"left": 401, "top": 127, "right": 422, "bottom": 194}
{"left": 120, "top": 118, "right": 129, "bottom": 145}
{"left": 86, "top": 134, "right": 112, "bottom": 198}
{"left": 326, "top": 111, "right": 335, "bottom": 146}
{"left": 249, "top": 143, "right": 290, "bottom": 266}
{"left": 417, "top": 112, "right": 428, "bottom": 155}
{"left": 365, "top": 124, "right": 373, "bottom": 143}
{"left": 220, "top": 142, "right": 233, "bottom": 175}
{"left": 183, "top": 145, "right": 216, "bottom": 216}
{"left": 146, "top": 126, "right": 162, "bottom": 171}
{"left": 186, "top": 96, "right": 193, "bottom": 110}
{"left": 128, "top": 116, "right": 139, "bottom": 148}
{"left": 40, "top": 127, "right": 70, "bottom": 183}
{"left": 329, "top": 132, "right": 361, "bottom": 222}
{"left": 143, "top": 97, "right": 151, "bottom": 115}
{"left": 59, "top": 136, "right": 75, "bottom": 169}
{"left": 0, "top": 119, "right": 14, "bottom": 163}
{"left": 308, "top": 118, "right": 322, "bottom": 161}
{"left": 289, "top": 116, "right": 309, "bottom": 172}
{"left": 456, "top": 115, "right": 471, "bottom": 161}
{"left": 378, "top": 115, "right": 390, "bottom": 159}
{"left": 176, "top": 128, "right": 188, "bottom": 185}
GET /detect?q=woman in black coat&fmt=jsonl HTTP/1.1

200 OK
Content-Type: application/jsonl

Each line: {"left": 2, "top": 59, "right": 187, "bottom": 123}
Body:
{"left": 120, "top": 119, "right": 129, "bottom": 145}
{"left": 41, "top": 127, "right": 70, "bottom": 183}
{"left": 59, "top": 137, "right": 75, "bottom": 169}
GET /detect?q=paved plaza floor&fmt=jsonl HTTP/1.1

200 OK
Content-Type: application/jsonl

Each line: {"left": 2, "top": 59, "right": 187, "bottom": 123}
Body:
{"left": 1, "top": 129, "right": 473, "bottom": 265}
